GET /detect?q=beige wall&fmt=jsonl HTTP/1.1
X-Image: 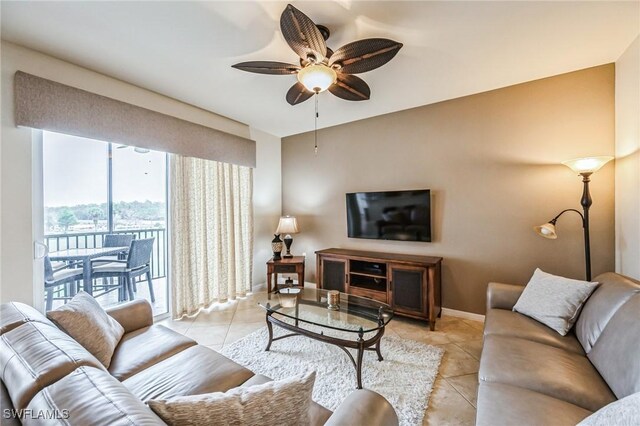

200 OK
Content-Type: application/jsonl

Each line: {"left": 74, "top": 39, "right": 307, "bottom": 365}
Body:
{"left": 282, "top": 65, "right": 615, "bottom": 314}
{"left": 0, "top": 41, "right": 281, "bottom": 308}
{"left": 615, "top": 36, "right": 640, "bottom": 279}
{"left": 250, "top": 128, "right": 282, "bottom": 287}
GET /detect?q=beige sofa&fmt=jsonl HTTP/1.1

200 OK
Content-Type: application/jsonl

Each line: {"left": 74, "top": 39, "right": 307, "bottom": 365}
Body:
{"left": 477, "top": 272, "right": 640, "bottom": 425}
{"left": 0, "top": 299, "right": 398, "bottom": 425}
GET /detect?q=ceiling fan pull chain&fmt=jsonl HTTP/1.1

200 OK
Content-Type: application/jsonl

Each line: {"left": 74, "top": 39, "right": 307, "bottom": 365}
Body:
{"left": 314, "top": 93, "right": 319, "bottom": 155}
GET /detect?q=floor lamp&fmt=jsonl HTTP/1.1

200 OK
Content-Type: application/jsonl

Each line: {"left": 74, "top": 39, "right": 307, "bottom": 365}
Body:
{"left": 534, "top": 156, "right": 613, "bottom": 281}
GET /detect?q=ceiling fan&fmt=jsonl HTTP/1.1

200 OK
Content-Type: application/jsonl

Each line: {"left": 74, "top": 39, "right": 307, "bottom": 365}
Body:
{"left": 232, "top": 3, "right": 403, "bottom": 105}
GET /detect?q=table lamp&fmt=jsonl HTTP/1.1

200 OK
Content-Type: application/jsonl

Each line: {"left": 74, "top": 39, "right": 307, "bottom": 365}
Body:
{"left": 276, "top": 216, "right": 300, "bottom": 258}
{"left": 534, "top": 156, "right": 613, "bottom": 281}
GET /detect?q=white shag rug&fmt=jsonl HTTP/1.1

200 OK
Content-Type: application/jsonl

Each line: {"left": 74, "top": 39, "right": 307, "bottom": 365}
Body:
{"left": 221, "top": 325, "right": 444, "bottom": 426}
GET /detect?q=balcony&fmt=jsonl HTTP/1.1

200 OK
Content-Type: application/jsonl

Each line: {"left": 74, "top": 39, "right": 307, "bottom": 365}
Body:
{"left": 45, "top": 228, "right": 168, "bottom": 316}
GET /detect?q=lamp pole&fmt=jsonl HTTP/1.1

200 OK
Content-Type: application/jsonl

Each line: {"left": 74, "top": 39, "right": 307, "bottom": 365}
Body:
{"left": 580, "top": 173, "right": 592, "bottom": 281}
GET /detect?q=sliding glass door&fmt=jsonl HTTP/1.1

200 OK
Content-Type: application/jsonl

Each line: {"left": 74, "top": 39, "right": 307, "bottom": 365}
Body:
{"left": 43, "top": 131, "right": 169, "bottom": 315}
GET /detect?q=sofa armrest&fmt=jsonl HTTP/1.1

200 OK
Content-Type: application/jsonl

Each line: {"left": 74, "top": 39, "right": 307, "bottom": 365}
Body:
{"left": 106, "top": 299, "right": 153, "bottom": 333}
{"left": 487, "top": 282, "right": 525, "bottom": 311}
{"left": 324, "top": 389, "right": 398, "bottom": 426}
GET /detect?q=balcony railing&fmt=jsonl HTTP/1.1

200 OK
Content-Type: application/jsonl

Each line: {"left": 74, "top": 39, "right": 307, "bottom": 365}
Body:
{"left": 44, "top": 228, "right": 167, "bottom": 279}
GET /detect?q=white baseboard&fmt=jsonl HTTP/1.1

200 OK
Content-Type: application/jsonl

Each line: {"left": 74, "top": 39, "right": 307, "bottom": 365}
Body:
{"left": 441, "top": 308, "right": 485, "bottom": 322}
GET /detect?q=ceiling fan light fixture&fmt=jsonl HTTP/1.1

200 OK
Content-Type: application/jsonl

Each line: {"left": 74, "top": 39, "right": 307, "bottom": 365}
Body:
{"left": 297, "top": 64, "right": 337, "bottom": 93}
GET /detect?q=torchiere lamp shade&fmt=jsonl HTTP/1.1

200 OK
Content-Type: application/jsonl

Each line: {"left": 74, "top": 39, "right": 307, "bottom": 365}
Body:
{"left": 562, "top": 156, "right": 613, "bottom": 175}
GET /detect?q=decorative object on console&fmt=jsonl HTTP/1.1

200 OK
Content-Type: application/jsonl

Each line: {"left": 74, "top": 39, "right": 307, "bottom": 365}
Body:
{"left": 513, "top": 268, "right": 599, "bottom": 336}
{"left": 276, "top": 216, "right": 300, "bottom": 258}
{"left": 271, "top": 234, "right": 283, "bottom": 261}
{"left": 534, "top": 156, "right": 613, "bottom": 281}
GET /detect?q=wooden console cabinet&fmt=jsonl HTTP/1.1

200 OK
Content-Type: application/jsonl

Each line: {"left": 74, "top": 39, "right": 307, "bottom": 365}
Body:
{"left": 316, "top": 248, "right": 442, "bottom": 330}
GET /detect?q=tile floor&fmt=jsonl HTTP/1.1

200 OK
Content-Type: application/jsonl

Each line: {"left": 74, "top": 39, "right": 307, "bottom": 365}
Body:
{"left": 156, "top": 287, "right": 483, "bottom": 426}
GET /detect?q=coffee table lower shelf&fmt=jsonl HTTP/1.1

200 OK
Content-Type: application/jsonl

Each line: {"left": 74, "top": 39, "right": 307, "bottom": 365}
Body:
{"left": 264, "top": 311, "right": 386, "bottom": 390}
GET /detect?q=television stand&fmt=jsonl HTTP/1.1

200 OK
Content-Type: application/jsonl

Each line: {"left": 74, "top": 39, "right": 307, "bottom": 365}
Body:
{"left": 315, "top": 248, "right": 442, "bottom": 330}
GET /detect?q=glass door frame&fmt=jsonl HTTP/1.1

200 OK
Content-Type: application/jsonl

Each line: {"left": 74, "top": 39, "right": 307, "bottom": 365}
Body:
{"left": 34, "top": 131, "right": 171, "bottom": 319}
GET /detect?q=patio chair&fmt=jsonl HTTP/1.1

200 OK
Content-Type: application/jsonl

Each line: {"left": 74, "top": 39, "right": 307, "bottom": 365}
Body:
{"left": 44, "top": 256, "right": 83, "bottom": 311}
{"left": 91, "top": 238, "right": 156, "bottom": 303}
{"left": 103, "top": 233, "right": 135, "bottom": 259}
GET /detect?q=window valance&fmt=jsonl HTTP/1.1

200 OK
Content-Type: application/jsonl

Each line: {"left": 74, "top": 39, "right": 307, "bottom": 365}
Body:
{"left": 14, "top": 71, "right": 256, "bottom": 167}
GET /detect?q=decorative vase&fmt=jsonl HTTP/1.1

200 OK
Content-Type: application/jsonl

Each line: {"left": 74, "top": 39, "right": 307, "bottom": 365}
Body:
{"left": 272, "top": 234, "right": 283, "bottom": 261}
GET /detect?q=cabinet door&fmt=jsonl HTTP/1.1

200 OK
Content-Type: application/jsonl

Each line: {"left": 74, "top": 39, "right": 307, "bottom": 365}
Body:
{"left": 321, "top": 258, "right": 347, "bottom": 293}
{"left": 389, "top": 264, "right": 428, "bottom": 318}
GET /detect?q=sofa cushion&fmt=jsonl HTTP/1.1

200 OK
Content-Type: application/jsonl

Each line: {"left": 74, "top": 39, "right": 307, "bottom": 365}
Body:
{"left": 479, "top": 335, "right": 615, "bottom": 411}
{"left": 109, "top": 324, "right": 197, "bottom": 381}
{"left": 148, "top": 372, "right": 316, "bottom": 426}
{"left": 124, "top": 345, "right": 255, "bottom": 402}
{"left": 47, "top": 292, "right": 125, "bottom": 369}
{"left": 484, "top": 309, "right": 584, "bottom": 354}
{"left": 575, "top": 272, "right": 640, "bottom": 353}
{"left": 577, "top": 392, "right": 640, "bottom": 426}
{"left": 588, "top": 294, "right": 640, "bottom": 399}
{"left": 0, "top": 302, "right": 54, "bottom": 335}
{"left": 513, "top": 269, "right": 599, "bottom": 336}
{"left": 24, "top": 366, "right": 164, "bottom": 426}
{"left": 0, "top": 321, "right": 104, "bottom": 410}
{"left": 476, "top": 382, "right": 592, "bottom": 426}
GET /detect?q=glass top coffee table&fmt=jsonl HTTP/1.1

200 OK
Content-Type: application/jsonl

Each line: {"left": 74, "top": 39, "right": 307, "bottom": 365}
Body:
{"left": 258, "top": 287, "right": 393, "bottom": 389}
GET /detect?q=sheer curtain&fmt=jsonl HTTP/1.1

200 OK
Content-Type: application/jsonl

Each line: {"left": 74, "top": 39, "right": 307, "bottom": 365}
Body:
{"left": 170, "top": 154, "right": 253, "bottom": 318}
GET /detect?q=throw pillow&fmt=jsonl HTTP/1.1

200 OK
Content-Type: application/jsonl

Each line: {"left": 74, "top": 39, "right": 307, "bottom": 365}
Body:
{"left": 578, "top": 392, "right": 640, "bottom": 426}
{"left": 47, "top": 291, "right": 125, "bottom": 368}
{"left": 148, "top": 371, "right": 316, "bottom": 426}
{"left": 513, "top": 268, "right": 599, "bottom": 336}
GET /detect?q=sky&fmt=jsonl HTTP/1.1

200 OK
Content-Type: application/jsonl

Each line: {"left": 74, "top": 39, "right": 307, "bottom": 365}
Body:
{"left": 43, "top": 131, "right": 166, "bottom": 207}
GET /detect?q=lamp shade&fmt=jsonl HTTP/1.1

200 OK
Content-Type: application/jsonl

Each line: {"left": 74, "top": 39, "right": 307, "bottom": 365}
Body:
{"left": 534, "top": 222, "right": 558, "bottom": 239}
{"left": 562, "top": 156, "right": 613, "bottom": 175}
{"left": 276, "top": 216, "right": 300, "bottom": 235}
{"left": 297, "top": 64, "right": 337, "bottom": 93}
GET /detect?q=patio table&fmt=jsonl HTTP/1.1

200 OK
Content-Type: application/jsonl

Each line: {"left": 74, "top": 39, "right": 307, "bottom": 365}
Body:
{"left": 49, "top": 246, "right": 128, "bottom": 295}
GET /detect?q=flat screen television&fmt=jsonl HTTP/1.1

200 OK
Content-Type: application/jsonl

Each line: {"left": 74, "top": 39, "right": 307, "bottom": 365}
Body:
{"left": 346, "top": 189, "right": 431, "bottom": 242}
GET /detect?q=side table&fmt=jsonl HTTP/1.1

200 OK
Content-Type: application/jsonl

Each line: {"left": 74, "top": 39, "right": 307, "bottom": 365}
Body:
{"left": 266, "top": 256, "right": 305, "bottom": 297}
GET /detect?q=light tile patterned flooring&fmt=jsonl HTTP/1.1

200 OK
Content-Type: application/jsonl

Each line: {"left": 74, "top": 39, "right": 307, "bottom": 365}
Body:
{"left": 156, "top": 287, "right": 483, "bottom": 426}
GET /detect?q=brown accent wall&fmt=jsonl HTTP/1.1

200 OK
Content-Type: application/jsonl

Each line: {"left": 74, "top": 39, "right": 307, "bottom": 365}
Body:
{"left": 281, "top": 64, "right": 615, "bottom": 314}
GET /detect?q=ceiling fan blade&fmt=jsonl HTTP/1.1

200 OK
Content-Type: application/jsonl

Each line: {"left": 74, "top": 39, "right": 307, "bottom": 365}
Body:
{"left": 328, "top": 74, "right": 370, "bottom": 101}
{"left": 286, "top": 82, "right": 314, "bottom": 106}
{"left": 280, "top": 4, "right": 327, "bottom": 62}
{"left": 329, "top": 38, "right": 403, "bottom": 74}
{"left": 232, "top": 61, "right": 300, "bottom": 75}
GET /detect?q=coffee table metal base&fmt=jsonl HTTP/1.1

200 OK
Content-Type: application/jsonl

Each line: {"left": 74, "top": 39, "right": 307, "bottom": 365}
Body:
{"left": 264, "top": 312, "right": 385, "bottom": 389}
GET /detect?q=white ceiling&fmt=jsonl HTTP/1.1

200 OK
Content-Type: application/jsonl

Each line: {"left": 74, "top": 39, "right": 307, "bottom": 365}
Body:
{"left": 2, "top": 1, "right": 638, "bottom": 137}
